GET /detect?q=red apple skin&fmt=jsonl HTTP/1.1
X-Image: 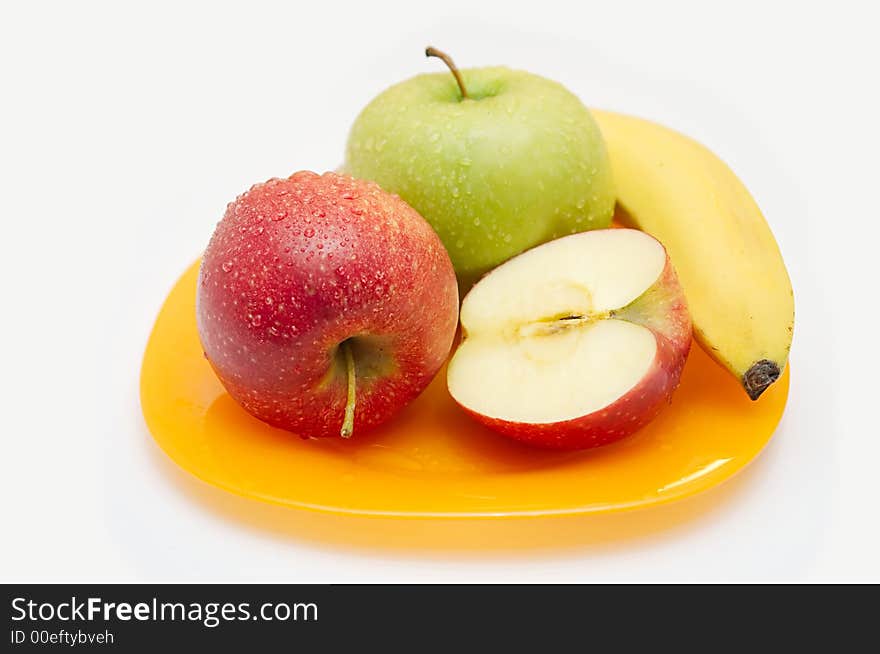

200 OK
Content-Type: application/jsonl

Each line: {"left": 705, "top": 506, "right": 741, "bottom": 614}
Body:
{"left": 197, "top": 172, "right": 459, "bottom": 438}
{"left": 454, "top": 259, "right": 692, "bottom": 450}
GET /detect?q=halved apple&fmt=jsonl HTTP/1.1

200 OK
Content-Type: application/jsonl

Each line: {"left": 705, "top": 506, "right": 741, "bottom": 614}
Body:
{"left": 447, "top": 229, "right": 692, "bottom": 450}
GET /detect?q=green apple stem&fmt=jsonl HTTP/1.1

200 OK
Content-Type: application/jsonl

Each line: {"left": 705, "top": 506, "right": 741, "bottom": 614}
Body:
{"left": 425, "top": 46, "right": 469, "bottom": 100}
{"left": 340, "top": 341, "right": 357, "bottom": 438}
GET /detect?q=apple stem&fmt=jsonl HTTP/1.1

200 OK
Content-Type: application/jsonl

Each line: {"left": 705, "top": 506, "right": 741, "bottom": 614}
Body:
{"left": 425, "top": 46, "right": 469, "bottom": 100}
{"left": 340, "top": 341, "right": 357, "bottom": 438}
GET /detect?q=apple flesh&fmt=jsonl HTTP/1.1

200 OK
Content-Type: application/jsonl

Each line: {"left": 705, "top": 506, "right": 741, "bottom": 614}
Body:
{"left": 447, "top": 229, "right": 692, "bottom": 450}
{"left": 344, "top": 56, "right": 615, "bottom": 289}
{"left": 197, "top": 172, "right": 459, "bottom": 439}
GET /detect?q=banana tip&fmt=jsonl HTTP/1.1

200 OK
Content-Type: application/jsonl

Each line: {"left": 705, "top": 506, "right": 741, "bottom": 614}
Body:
{"left": 743, "top": 360, "right": 781, "bottom": 400}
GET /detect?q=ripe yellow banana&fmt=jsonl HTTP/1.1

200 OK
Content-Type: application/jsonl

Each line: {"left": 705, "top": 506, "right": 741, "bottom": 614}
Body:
{"left": 592, "top": 110, "right": 794, "bottom": 400}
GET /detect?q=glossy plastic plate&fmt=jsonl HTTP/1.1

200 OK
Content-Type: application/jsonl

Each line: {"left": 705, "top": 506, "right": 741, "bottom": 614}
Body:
{"left": 141, "top": 260, "right": 789, "bottom": 517}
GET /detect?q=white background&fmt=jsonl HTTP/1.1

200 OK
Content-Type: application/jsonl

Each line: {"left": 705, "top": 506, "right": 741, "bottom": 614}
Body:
{"left": 2, "top": 1, "right": 878, "bottom": 582}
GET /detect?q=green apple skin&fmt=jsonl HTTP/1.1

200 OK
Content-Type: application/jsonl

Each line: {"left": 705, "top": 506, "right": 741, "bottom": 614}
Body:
{"left": 344, "top": 67, "right": 615, "bottom": 288}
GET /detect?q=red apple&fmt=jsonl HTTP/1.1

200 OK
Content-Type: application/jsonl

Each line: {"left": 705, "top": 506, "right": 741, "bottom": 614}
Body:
{"left": 197, "top": 171, "right": 459, "bottom": 439}
{"left": 446, "top": 228, "right": 691, "bottom": 450}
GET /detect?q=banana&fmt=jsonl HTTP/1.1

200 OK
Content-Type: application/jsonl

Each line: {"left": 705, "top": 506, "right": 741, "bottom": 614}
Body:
{"left": 591, "top": 110, "right": 794, "bottom": 400}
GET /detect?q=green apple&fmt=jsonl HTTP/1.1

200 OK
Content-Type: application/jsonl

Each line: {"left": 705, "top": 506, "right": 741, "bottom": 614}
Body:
{"left": 344, "top": 48, "right": 615, "bottom": 288}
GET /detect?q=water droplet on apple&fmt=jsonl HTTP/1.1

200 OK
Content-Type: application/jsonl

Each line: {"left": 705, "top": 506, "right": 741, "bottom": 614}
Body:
{"left": 303, "top": 227, "right": 316, "bottom": 238}
{"left": 272, "top": 211, "right": 286, "bottom": 221}
{"left": 451, "top": 187, "right": 459, "bottom": 198}
{"left": 265, "top": 296, "right": 273, "bottom": 305}
{"left": 249, "top": 314, "right": 262, "bottom": 327}
{"left": 221, "top": 261, "right": 234, "bottom": 273}
{"left": 504, "top": 234, "right": 513, "bottom": 243}
{"left": 473, "top": 218, "right": 481, "bottom": 227}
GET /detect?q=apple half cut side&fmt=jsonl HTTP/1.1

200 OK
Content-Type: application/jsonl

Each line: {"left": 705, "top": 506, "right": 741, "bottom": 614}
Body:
{"left": 447, "top": 228, "right": 693, "bottom": 450}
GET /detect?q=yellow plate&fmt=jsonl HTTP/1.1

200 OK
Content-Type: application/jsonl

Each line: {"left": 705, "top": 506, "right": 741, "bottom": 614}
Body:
{"left": 141, "top": 260, "right": 789, "bottom": 517}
